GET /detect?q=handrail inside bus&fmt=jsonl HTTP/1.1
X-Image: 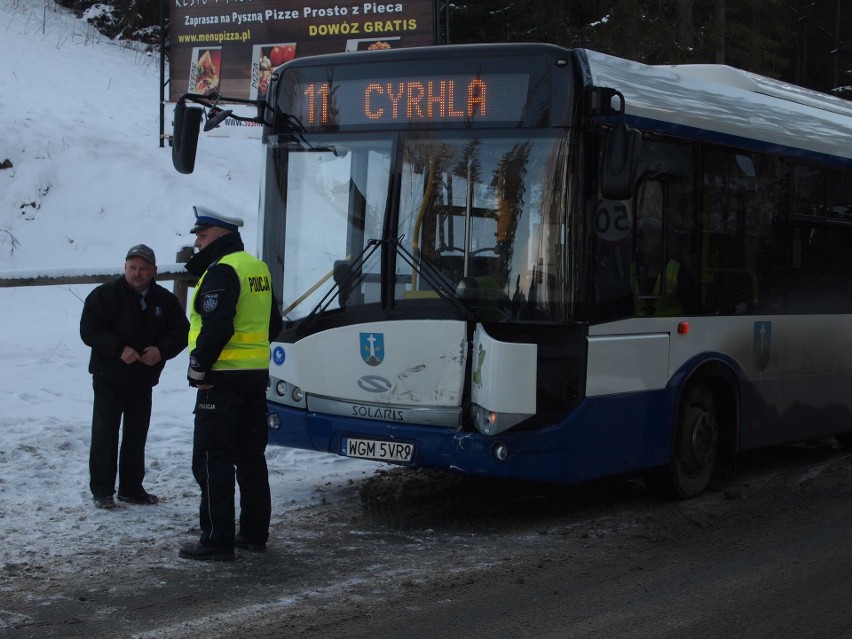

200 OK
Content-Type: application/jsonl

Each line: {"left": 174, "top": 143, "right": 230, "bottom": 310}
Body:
{"left": 280, "top": 268, "right": 335, "bottom": 318}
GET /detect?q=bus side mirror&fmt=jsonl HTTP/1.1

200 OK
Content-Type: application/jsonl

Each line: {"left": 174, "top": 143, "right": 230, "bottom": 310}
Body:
{"left": 600, "top": 119, "right": 641, "bottom": 201}
{"left": 172, "top": 101, "right": 203, "bottom": 175}
{"left": 204, "top": 107, "right": 233, "bottom": 132}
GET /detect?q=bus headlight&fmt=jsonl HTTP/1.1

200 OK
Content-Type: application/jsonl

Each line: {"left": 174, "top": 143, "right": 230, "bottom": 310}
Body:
{"left": 471, "top": 404, "right": 532, "bottom": 436}
{"left": 473, "top": 405, "right": 498, "bottom": 434}
{"left": 267, "top": 413, "right": 280, "bottom": 430}
{"left": 268, "top": 376, "right": 307, "bottom": 408}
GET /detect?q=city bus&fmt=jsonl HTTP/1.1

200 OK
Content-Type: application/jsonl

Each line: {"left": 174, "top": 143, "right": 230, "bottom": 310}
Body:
{"left": 171, "top": 43, "right": 852, "bottom": 498}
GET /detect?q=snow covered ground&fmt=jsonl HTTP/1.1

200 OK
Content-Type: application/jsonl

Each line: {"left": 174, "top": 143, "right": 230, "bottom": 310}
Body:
{"left": 0, "top": 0, "right": 378, "bottom": 588}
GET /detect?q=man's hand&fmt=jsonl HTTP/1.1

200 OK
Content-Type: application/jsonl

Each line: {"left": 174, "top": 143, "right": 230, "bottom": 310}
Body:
{"left": 188, "top": 356, "right": 207, "bottom": 387}
{"left": 120, "top": 346, "right": 141, "bottom": 364}
{"left": 140, "top": 346, "right": 162, "bottom": 366}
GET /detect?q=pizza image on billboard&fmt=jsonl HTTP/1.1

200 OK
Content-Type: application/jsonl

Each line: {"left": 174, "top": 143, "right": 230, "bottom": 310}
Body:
{"left": 251, "top": 43, "right": 297, "bottom": 99}
{"left": 344, "top": 37, "right": 401, "bottom": 52}
{"left": 188, "top": 47, "right": 221, "bottom": 95}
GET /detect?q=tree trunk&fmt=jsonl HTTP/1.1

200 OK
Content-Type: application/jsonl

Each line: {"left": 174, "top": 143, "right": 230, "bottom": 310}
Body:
{"left": 676, "top": 0, "right": 694, "bottom": 51}
{"left": 715, "top": 0, "right": 726, "bottom": 64}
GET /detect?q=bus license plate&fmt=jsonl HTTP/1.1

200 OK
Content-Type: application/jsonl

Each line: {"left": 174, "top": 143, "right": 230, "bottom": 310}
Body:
{"left": 343, "top": 438, "right": 414, "bottom": 463}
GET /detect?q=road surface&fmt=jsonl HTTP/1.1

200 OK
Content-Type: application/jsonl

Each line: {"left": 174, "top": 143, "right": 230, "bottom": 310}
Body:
{"left": 3, "top": 439, "right": 852, "bottom": 638}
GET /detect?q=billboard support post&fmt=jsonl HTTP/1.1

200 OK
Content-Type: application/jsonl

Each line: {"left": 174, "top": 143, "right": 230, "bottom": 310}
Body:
{"left": 159, "top": 0, "right": 167, "bottom": 148}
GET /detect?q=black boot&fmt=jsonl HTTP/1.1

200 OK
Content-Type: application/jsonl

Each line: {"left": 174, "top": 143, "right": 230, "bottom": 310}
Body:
{"left": 235, "top": 533, "right": 267, "bottom": 553}
{"left": 178, "top": 543, "right": 235, "bottom": 561}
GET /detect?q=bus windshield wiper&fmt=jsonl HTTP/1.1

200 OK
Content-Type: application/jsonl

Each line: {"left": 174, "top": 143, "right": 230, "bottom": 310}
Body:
{"left": 295, "top": 238, "right": 383, "bottom": 337}
{"left": 295, "top": 236, "right": 476, "bottom": 337}
{"left": 392, "top": 238, "right": 477, "bottom": 321}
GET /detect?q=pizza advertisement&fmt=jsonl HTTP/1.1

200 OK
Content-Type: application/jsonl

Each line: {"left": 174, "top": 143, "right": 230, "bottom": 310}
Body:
{"left": 170, "top": 0, "right": 436, "bottom": 103}
{"left": 187, "top": 47, "right": 222, "bottom": 96}
{"left": 344, "top": 37, "right": 400, "bottom": 52}
{"left": 250, "top": 43, "right": 297, "bottom": 100}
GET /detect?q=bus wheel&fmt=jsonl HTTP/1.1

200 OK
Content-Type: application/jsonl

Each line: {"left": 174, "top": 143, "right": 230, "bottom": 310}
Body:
{"left": 652, "top": 384, "right": 720, "bottom": 499}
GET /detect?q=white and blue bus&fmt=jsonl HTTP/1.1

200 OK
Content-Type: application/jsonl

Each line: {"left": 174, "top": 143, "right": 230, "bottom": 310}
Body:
{"left": 172, "top": 43, "right": 852, "bottom": 498}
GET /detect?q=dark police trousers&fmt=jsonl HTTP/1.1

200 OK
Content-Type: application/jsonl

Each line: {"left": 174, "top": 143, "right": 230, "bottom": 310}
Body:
{"left": 89, "top": 376, "right": 152, "bottom": 498}
{"left": 192, "top": 370, "right": 271, "bottom": 548}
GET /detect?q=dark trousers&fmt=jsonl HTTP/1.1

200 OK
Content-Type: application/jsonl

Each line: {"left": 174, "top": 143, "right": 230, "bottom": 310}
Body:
{"left": 192, "top": 371, "right": 271, "bottom": 548}
{"left": 89, "top": 376, "right": 153, "bottom": 498}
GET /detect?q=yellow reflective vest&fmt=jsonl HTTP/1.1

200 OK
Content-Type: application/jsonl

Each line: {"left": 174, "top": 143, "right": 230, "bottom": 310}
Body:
{"left": 189, "top": 251, "right": 272, "bottom": 371}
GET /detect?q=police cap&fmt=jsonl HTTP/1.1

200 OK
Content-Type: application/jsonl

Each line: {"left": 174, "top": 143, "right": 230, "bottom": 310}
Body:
{"left": 191, "top": 205, "right": 245, "bottom": 234}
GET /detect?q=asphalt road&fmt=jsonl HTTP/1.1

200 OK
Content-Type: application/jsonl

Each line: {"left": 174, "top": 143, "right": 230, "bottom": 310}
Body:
{"left": 4, "top": 439, "right": 852, "bottom": 638}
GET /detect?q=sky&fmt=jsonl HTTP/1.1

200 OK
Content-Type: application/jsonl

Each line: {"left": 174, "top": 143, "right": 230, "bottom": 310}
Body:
{"left": 0, "top": 0, "right": 378, "bottom": 600}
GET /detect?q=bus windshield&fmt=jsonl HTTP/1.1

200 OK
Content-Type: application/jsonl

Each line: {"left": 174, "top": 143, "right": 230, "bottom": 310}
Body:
{"left": 270, "top": 130, "right": 571, "bottom": 323}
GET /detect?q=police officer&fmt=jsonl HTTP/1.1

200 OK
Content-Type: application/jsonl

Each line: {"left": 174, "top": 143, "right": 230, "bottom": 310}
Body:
{"left": 81, "top": 244, "right": 189, "bottom": 509}
{"left": 179, "top": 206, "right": 283, "bottom": 561}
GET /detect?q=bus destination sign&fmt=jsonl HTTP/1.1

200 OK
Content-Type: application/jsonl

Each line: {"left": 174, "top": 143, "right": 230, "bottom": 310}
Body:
{"left": 290, "top": 73, "right": 532, "bottom": 129}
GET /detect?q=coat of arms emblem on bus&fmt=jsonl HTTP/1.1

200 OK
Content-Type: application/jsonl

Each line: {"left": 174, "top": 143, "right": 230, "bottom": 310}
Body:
{"left": 753, "top": 321, "right": 771, "bottom": 372}
{"left": 360, "top": 332, "right": 384, "bottom": 366}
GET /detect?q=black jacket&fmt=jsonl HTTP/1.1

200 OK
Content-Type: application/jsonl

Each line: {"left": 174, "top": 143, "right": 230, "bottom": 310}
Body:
{"left": 185, "top": 232, "right": 283, "bottom": 375}
{"left": 80, "top": 276, "right": 190, "bottom": 387}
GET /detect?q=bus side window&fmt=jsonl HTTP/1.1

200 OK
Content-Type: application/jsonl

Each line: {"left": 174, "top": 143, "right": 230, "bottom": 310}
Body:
{"left": 620, "top": 137, "right": 696, "bottom": 318}
{"left": 790, "top": 222, "right": 852, "bottom": 313}
{"left": 634, "top": 180, "right": 666, "bottom": 315}
{"left": 786, "top": 163, "right": 852, "bottom": 313}
{"left": 635, "top": 216, "right": 663, "bottom": 296}
{"left": 700, "top": 149, "right": 786, "bottom": 315}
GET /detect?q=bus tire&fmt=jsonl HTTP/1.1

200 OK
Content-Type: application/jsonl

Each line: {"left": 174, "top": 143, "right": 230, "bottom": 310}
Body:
{"left": 651, "top": 383, "right": 720, "bottom": 499}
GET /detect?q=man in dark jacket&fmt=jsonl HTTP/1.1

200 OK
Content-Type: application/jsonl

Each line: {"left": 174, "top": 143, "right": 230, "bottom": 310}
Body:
{"left": 178, "top": 206, "right": 283, "bottom": 561}
{"left": 80, "top": 244, "right": 189, "bottom": 509}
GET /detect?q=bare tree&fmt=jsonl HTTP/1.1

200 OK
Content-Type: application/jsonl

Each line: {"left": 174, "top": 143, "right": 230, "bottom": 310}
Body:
{"left": 714, "top": 0, "right": 726, "bottom": 64}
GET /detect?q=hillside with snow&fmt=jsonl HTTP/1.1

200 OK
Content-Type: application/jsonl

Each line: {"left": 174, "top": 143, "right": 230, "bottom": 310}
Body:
{"left": 0, "top": 0, "right": 378, "bottom": 623}
{"left": 0, "top": 0, "right": 263, "bottom": 269}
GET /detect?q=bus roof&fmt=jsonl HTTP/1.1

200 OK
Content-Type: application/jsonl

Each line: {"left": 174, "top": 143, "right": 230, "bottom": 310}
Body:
{"left": 582, "top": 49, "right": 852, "bottom": 166}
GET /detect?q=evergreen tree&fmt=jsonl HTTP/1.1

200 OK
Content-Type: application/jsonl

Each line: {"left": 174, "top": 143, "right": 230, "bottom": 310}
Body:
{"left": 447, "top": 0, "right": 850, "bottom": 93}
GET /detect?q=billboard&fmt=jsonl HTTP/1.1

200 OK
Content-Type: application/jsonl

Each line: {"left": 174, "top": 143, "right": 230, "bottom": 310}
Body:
{"left": 170, "top": 1, "right": 438, "bottom": 102}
